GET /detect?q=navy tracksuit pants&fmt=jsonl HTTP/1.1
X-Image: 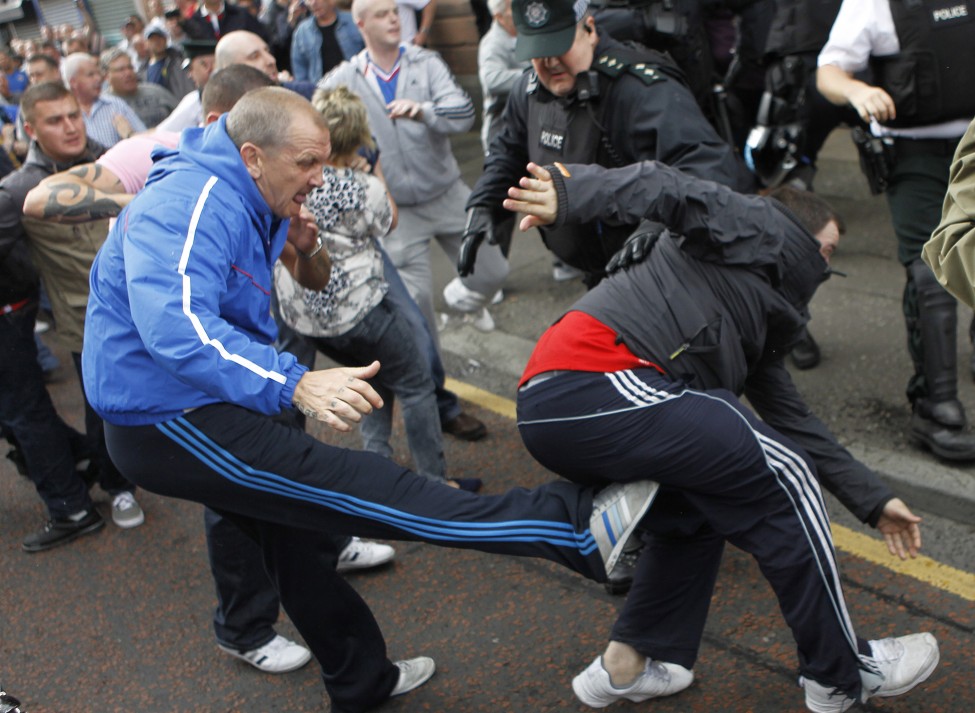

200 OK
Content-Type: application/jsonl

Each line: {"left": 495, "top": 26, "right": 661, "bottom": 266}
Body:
{"left": 517, "top": 368, "right": 870, "bottom": 698}
{"left": 104, "top": 403, "right": 606, "bottom": 713}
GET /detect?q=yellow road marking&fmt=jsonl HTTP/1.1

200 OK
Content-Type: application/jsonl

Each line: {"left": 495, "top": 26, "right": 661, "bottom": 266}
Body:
{"left": 832, "top": 525, "right": 975, "bottom": 601}
{"left": 448, "top": 378, "right": 975, "bottom": 602}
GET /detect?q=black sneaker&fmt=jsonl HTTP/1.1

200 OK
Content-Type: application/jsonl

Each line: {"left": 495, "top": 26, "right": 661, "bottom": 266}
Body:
{"left": 22, "top": 508, "right": 105, "bottom": 553}
{"left": 604, "top": 546, "right": 640, "bottom": 595}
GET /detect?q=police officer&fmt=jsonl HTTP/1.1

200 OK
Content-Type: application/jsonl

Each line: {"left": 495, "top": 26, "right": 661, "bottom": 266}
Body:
{"left": 745, "top": 0, "right": 850, "bottom": 370}
{"left": 817, "top": 0, "right": 975, "bottom": 462}
{"left": 459, "top": 0, "right": 754, "bottom": 289}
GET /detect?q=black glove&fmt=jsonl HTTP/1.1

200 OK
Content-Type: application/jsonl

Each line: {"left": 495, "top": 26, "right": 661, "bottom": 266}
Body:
{"left": 457, "top": 206, "right": 497, "bottom": 277}
{"left": 605, "top": 220, "right": 669, "bottom": 274}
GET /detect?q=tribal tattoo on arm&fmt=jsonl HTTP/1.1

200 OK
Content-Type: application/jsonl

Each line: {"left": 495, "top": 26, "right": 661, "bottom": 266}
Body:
{"left": 29, "top": 164, "right": 130, "bottom": 224}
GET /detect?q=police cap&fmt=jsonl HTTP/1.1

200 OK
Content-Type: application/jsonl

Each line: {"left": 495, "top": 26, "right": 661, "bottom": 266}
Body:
{"left": 512, "top": 0, "right": 589, "bottom": 61}
{"left": 181, "top": 39, "right": 216, "bottom": 70}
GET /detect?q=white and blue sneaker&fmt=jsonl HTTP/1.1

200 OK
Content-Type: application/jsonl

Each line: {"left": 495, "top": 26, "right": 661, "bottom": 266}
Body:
{"left": 589, "top": 481, "right": 659, "bottom": 576}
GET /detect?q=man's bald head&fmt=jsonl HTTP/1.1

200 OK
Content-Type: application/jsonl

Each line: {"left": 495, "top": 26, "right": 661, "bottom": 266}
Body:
{"left": 215, "top": 31, "right": 279, "bottom": 80}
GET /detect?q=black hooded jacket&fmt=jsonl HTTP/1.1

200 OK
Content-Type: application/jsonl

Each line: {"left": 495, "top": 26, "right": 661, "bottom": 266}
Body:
{"left": 549, "top": 159, "right": 893, "bottom": 525}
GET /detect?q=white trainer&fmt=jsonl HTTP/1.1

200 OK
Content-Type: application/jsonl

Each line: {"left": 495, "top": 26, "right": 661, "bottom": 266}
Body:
{"left": 589, "top": 481, "right": 659, "bottom": 576}
{"left": 802, "top": 632, "right": 940, "bottom": 712}
{"left": 801, "top": 678, "right": 856, "bottom": 713}
{"left": 860, "top": 632, "right": 940, "bottom": 699}
{"left": 572, "top": 656, "right": 693, "bottom": 708}
{"left": 218, "top": 634, "right": 311, "bottom": 674}
{"left": 390, "top": 656, "right": 436, "bottom": 697}
{"left": 337, "top": 537, "right": 395, "bottom": 572}
{"left": 110, "top": 491, "right": 145, "bottom": 529}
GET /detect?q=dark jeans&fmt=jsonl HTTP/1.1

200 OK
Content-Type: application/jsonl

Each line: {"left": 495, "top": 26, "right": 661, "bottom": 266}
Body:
{"left": 70, "top": 352, "right": 134, "bottom": 497}
{"left": 0, "top": 300, "right": 90, "bottom": 517}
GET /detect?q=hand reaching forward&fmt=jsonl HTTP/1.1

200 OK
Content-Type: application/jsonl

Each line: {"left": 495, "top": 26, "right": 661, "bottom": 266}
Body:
{"left": 875, "top": 497, "right": 922, "bottom": 560}
{"left": 292, "top": 361, "right": 384, "bottom": 432}
{"left": 503, "top": 162, "right": 559, "bottom": 231}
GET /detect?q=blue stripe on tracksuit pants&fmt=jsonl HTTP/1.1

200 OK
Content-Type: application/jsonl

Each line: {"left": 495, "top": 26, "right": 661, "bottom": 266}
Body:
{"left": 516, "top": 369, "right": 871, "bottom": 697}
{"left": 104, "top": 402, "right": 606, "bottom": 713}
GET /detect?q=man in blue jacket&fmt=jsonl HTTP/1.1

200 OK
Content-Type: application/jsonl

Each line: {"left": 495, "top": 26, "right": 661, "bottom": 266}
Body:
{"left": 290, "top": 0, "right": 364, "bottom": 83}
{"left": 82, "top": 85, "right": 656, "bottom": 713}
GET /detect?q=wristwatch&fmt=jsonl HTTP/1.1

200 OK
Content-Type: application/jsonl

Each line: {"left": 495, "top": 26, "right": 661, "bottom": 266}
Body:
{"left": 297, "top": 235, "right": 324, "bottom": 259}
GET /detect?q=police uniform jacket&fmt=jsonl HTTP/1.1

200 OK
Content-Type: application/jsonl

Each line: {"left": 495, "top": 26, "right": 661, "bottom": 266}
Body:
{"left": 467, "top": 33, "right": 753, "bottom": 272}
{"left": 548, "top": 159, "right": 895, "bottom": 525}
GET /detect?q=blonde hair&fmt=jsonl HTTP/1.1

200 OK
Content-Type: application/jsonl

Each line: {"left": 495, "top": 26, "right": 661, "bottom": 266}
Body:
{"left": 311, "top": 85, "right": 375, "bottom": 159}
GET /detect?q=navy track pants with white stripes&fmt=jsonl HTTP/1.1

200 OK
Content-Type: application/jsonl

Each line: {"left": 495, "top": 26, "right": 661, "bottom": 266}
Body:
{"left": 105, "top": 402, "right": 606, "bottom": 713}
{"left": 517, "top": 369, "right": 866, "bottom": 697}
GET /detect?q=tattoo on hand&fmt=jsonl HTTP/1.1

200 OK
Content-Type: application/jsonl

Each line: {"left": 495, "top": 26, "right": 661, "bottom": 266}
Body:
{"left": 296, "top": 402, "right": 321, "bottom": 421}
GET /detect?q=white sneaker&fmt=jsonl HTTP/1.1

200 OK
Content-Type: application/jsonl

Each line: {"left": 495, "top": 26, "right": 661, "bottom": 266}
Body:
{"left": 801, "top": 632, "right": 939, "bottom": 712}
{"left": 390, "top": 656, "right": 436, "bottom": 697}
{"left": 572, "top": 656, "right": 693, "bottom": 707}
{"left": 337, "top": 537, "right": 395, "bottom": 572}
{"left": 860, "top": 632, "right": 940, "bottom": 699}
{"left": 801, "top": 678, "right": 856, "bottom": 713}
{"left": 218, "top": 634, "right": 311, "bottom": 674}
{"left": 552, "top": 261, "right": 584, "bottom": 282}
{"left": 110, "top": 491, "right": 145, "bottom": 529}
{"left": 589, "top": 481, "right": 659, "bottom": 576}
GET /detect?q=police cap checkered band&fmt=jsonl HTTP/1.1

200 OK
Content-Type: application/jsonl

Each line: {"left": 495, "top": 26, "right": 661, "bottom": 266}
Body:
{"left": 512, "top": 0, "right": 589, "bottom": 61}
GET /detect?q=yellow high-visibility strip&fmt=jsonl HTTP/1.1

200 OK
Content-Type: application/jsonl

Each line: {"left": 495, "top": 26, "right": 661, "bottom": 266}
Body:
{"left": 448, "top": 378, "right": 975, "bottom": 602}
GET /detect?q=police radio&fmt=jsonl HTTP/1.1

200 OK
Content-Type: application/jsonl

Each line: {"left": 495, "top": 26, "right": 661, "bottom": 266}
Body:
{"left": 575, "top": 71, "right": 600, "bottom": 103}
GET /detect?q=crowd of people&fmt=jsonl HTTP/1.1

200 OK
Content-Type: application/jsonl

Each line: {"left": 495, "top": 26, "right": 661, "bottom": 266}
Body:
{"left": 3, "top": 0, "right": 972, "bottom": 711}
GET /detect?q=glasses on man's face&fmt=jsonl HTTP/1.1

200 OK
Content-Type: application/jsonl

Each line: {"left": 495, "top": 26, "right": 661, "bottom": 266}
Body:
{"left": 0, "top": 687, "right": 23, "bottom": 713}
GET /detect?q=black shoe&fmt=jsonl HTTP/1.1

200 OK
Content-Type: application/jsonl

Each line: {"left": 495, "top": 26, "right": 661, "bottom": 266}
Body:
{"left": 910, "top": 403, "right": 975, "bottom": 462}
{"left": 442, "top": 413, "right": 487, "bottom": 441}
{"left": 5, "top": 448, "right": 27, "bottom": 477}
{"left": 22, "top": 508, "right": 105, "bottom": 553}
{"left": 790, "top": 330, "right": 821, "bottom": 370}
{"left": 603, "top": 546, "right": 640, "bottom": 595}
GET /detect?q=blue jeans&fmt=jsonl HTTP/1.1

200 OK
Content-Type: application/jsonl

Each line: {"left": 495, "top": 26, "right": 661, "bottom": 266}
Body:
{"left": 381, "top": 247, "right": 461, "bottom": 423}
{"left": 312, "top": 295, "right": 446, "bottom": 481}
{"left": 0, "top": 300, "right": 91, "bottom": 517}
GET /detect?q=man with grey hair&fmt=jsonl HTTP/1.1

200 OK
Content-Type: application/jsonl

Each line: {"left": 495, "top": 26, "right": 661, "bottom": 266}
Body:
{"left": 81, "top": 84, "right": 657, "bottom": 711}
{"left": 101, "top": 47, "right": 177, "bottom": 128}
{"left": 62, "top": 52, "right": 146, "bottom": 147}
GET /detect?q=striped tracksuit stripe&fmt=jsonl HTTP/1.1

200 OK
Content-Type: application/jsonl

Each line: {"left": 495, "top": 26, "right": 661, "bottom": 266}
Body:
{"left": 516, "top": 368, "right": 866, "bottom": 692}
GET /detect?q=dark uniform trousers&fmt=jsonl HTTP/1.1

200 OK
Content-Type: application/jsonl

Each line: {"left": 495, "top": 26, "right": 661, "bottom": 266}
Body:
{"left": 104, "top": 404, "right": 606, "bottom": 713}
{"left": 517, "top": 369, "right": 871, "bottom": 696}
{"left": 887, "top": 137, "right": 966, "bottom": 405}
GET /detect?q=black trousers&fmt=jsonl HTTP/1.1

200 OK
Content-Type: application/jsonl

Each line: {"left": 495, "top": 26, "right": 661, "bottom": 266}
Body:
{"left": 105, "top": 403, "right": 605, "bottom": 712}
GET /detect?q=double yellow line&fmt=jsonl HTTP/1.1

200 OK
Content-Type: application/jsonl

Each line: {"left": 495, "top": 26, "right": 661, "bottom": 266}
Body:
{"left": 447, "top": 378, "right": 975, "bottom": 603}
